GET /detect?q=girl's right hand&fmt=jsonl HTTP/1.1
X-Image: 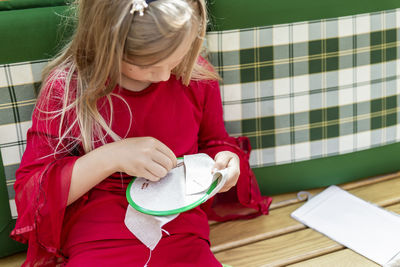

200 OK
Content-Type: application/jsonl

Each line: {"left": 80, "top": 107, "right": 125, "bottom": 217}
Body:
{"left": 107, "top": 137, "right": 177, "bottom": 182}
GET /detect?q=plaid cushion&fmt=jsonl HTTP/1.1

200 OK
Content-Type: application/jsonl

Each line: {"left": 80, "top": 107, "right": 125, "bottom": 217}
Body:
{"left": 3, "top": 8, "right": 400, "bottom": 216}
{"left": 206, "top": 8, "right": 400, "bottom": 168}
{"left": 0, "top": 60, "right": 47, "bottom": 218}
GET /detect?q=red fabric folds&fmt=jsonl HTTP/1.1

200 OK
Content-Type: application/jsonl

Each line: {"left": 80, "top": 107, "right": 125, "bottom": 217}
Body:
{"left": 194, "top": 76, "right": 272, "bottom": 221}
{"left": 10, "top": 69, "right": 272, "bottom": 266}
{"left": 200, "top": 136, "right": 272, "bottom": 222}
{"left": 11, "top": 157, "right": 78, "bottom": 266}
{"left": 10, "top": 77, "right": 80, "bottom": 266}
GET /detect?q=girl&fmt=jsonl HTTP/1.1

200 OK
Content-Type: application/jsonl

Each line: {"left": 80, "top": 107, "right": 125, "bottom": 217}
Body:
{"left": 11, "top": 0, "right": 271, "bottom": 266}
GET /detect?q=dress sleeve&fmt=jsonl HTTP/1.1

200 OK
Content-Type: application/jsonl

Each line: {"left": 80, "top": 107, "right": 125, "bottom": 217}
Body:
{"left": 10, "top": 78, "right": 80, "bottom": 266}
{"left": 197, "top": 79, "right": 272, "bottom": 222}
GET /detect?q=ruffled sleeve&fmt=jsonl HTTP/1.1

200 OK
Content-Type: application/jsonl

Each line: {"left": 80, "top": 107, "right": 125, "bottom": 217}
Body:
{"left": 196, "top": 79, "right": 272, "bottom": 221}
{"left": 10, "top": 78, "right": 80, "bottom": 266}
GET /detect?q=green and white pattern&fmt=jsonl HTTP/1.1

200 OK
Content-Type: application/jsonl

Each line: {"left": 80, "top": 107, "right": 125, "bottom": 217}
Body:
{"left": 0, "top": 60, "right": 47, "bottom": 217}
{"left": 206, "top": 8, "right": 400, "bottom": 168}
{"left": 3, "top": 8, "right": 400, "bottom": 215}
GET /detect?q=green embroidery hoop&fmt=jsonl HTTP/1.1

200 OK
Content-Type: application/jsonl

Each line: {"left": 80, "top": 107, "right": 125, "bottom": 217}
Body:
{"left": 126, "top": 158, "right": 219, "bottom": 216}
{"left": 126, "top": 178, "right": 218, "bottom": 216}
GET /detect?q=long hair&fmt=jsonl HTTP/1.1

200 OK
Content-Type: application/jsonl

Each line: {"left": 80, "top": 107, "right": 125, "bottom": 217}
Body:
{"left": 39, "top": 0, "right": 219, "bottom": 155}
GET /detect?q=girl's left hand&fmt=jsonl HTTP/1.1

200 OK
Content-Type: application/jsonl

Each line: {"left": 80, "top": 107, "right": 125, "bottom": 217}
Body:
{"left": 213, "top": 151, "right": 240, "bottom": 193}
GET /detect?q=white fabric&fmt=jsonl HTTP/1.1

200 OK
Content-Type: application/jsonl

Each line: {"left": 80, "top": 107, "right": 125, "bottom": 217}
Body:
{"left": 124, "top": 205, "right": 179, "bottom": 250}
{"left": 184, "top": 153, "right": 218, "bottom": 194}
{"left": 128, "top": 153, "right": 227, "bottom": 212}
{"left": 124, "top": 153, "right": 228, "bottom": 251}
{"left": 129, "top": 161, "right": 188, "bottom": 212}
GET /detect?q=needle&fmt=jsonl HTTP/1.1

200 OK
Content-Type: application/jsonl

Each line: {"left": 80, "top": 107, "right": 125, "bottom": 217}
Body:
{"left": 173, "top": 161, "right": 184, "bottom": 169}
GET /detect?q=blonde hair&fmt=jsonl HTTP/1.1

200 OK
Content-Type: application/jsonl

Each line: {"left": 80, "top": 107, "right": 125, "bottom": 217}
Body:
{"left": 39, "top": 0, "right": 219, "bottom": 155}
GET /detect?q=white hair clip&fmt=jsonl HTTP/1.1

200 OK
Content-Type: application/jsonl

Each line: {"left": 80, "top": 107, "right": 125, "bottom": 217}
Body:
{"left": 130, "top": 0, "right": 148, "bottom": 16}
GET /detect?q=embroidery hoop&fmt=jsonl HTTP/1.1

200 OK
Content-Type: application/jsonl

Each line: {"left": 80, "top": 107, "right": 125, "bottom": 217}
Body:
{"left": 126, "top": 158, "right": 219, "bottom": 216}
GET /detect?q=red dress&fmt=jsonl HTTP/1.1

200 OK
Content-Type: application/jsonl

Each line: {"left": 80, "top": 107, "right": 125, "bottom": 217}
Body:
{"left": 11, "top": 74, "right": 271, "bottom": 266}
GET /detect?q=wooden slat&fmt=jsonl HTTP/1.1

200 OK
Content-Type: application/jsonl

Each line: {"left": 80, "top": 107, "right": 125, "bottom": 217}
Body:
{"left": 215, "top": 203, "right": 400, "bottom": 267}
{"left": 2, "top": 176, "right": 398, "bottom": 267}
{"left": 0, "top": 252, "right": 26, "bottom": 267}
{"left": 211, "top": 173, "right": 400, "bottom": 226}
{"left": 349, "top": 177, "right": 400, "bottom": 206}
{"left": 387, "top": 202, "right": 400, "bottom": 213}
{"left": 270, "top": 172, "right": 400, "bottom": 209}
{"left": 210, "top": 176, "right": 400, "bottom": 253}
{"left": 210, "top": 204, "right": 303, "bottom": 252}
{"left": 287, "top": 249, "right": 379, "bottom": 267}
{"left": 215, "top": 228, "right": 344, "bottom": 267}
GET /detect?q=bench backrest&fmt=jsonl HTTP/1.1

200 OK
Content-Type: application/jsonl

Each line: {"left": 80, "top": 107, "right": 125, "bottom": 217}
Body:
{"left": 2, "top": 0, "right": 400, "bottom": 258}
{"left": 206, "top": 1, "right": 400, "bottom": 194}
{"left": 0, "top": 0, "right": 71, "bottom": 257}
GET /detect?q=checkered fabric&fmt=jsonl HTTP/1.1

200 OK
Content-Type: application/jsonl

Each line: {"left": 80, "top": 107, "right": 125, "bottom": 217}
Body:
{"left": 3, "top": 8, "right": 400, "bottom": 216}
{"left": 0, "top": 60, "right": 47, "bottom": 218}
{"left": 206, "top": 8, "right": 400, "bottom": 168}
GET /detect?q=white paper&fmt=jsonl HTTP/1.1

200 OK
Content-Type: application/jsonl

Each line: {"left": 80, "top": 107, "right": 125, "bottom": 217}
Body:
{"left": 291, "top": 185, "right": 400, "bottom": 266}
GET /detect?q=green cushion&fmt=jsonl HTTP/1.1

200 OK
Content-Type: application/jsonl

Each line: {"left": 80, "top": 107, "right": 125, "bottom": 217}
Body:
{"left": 0, "top": 0, "right": 67, "bottom": 11}
{"left": 0, "top": 1, "right": 71, "bottom": 257}
{"left": 0, "top": 5, "right": 73, "bottom": 64}
{"left": 207, "top": 8, "right": 400, "bottom": 194}
{"left": 255, "top": 143, "right": 400, "bottom": 195}
{"left": 208, "top": 0, "right": 400, "bottom": 31}
{"left": 0, "top": 59, "right": 47, "bottom": 258}
{"left": 0, "top": 152, "right": 26, "bottom": 258}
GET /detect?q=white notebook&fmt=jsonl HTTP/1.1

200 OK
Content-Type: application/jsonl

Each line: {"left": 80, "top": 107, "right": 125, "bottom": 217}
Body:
{"left": 291, "top": 185, "right": 400, "bottom": 266}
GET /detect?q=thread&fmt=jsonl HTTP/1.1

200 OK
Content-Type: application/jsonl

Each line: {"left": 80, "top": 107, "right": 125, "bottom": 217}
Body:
{"left": 161, "top": 228, "right": 170, "bottom": 236}
{"left": 144, "top": 249, "right": 152, "bottom": 267}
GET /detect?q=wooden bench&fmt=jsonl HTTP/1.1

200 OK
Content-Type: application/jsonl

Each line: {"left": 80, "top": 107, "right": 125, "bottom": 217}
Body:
{"left": 1, "top": 172, "right": 399, "bottom": 266}
{"left": 210, "top": 172, "right": 400, "bottom": 266}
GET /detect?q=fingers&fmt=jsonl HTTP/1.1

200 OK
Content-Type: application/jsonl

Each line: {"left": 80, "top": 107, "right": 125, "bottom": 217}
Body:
{"left": 140, "top": 138, "right": 176, "bottom": 181}
{"left": 213, "top": 151, "right": 240, "bottom": 193}
{"left": 152, "top": 149, "right": 175, "bottom": 172}
{"left": 114, "top": 137, "right": 177, "bottom": 181}
{"left": 134, "top": 154, "right": 173, "bottom": 182}
{"left": 154, "top": 140, "right": 177, "bottom": 168}
{"left": 141, "top": 170, "right": 160, "bottom": 182}
{"left": 143, "top": 163, "right": 167, "bottom": 182}
{"left": 213, "top": 151, "right": 233, "bottom": 171}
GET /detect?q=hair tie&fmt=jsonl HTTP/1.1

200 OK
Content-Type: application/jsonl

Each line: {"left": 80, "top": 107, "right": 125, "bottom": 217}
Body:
{"left": 130, "top": 0, "right": 157, "bottom": 16}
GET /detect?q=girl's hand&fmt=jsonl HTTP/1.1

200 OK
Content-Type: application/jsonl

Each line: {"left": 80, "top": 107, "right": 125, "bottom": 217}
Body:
{"left": 213, "top": 151, "right": 240, "bottom": 193}
{"left": 107, "top": 137, "right": 177, "bottom": 182}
